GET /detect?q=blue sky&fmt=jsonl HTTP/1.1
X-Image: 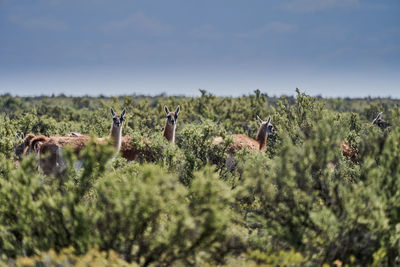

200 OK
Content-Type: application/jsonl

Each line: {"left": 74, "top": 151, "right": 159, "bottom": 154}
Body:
{"left": 0, "top": 0, "right": 399, "bottom": 97}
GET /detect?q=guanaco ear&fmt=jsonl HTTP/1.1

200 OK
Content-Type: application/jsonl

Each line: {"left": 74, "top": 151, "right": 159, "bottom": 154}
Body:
{"left": 164, "top": 106, "right": 170, "bottom": 115}
{"left": 121, "top": 108, "right": 126, "bottom": 119}
{"left": 110, "top": 108, "right": 116, "bottom": 117}
{"left": 372, "top": 112, "right": 383, "bottom": 124}
{"left": 16, "top": 132, "right": 24, "bottom": 140}
{"left": 266, "top": 116, "right": 271, "bottom": 124}
{"left": 257, "top": 115, "right": 263, "bottom": 124}
{"left": 175, "top": 105, "right": 180, "bottom": 117}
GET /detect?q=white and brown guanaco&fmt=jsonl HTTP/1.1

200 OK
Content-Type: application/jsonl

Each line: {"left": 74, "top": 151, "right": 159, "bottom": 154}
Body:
{"left": 213, "top": 115, "right": 276, "bottom": 153}
{"left": 37, "top": 108, "right": 126, "bottom": 175}
{"left": 119, "top": 105, "right": 180, "bottom": 161}
{"left": 163, "top": 105, "right": 180, "bottom": 143}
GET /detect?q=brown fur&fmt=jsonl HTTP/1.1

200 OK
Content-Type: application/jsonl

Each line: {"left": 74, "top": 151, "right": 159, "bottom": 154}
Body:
{"left": 37, "top": 108, "right": 126, "bottom": 175}
{"left": 118, "top": 105, "right": 178, "bottom": 162}
{"left": 38, "top": 135, "right": 113, "bottom": 174}
{"left": 163, "top": 123, "right": 175, "bottom": 143}
{"left": 213, "top": 116, "right": 274, "bottom": 153}
{"left": 29, "top": 135, "right": 48, "bottom": 155}
{"left": 41, "top": 136, "right": 91, "bottom": 153}
{"left": 15, "top": 133, "right": 36, "bottom": 158}
{"left": 120, "top": 136, "right": 139, "bottom": 161}
{"left": 213, "top": 134, "right": 262, "bottom": 153}
{"left": 255, "top": 124, "right": 269, "bottom": 150}
{"left": 37, "top": 136, "right": 92, "bottom": 174}
{"left": 341, "top": 140, "right": 357, "bottom": 163}
{"left": 24, "top": 133, "right": 36, "bottom": 149}
{"left": 120, "top": 135, "right": 152, "bottom": 162}
{"left": 38, "top": 140, "right": 63, "bottom": 175}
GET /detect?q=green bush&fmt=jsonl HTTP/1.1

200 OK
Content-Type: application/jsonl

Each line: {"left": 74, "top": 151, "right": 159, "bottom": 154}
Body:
{"left": 6, "top": 247, "right": 138, "bottom": 267}
{"left": 1, "top": 91, "right": 400, "bottom": 266}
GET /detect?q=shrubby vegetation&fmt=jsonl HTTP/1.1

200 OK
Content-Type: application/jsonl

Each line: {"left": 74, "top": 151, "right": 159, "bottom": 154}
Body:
{"left": 1, "top": 89, "right": 400, "bottom": 266}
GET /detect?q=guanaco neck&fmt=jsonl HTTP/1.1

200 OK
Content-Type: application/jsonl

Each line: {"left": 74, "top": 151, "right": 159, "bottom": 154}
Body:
{"left": 163, "top": 123, "right": 176, "bottom": 143}
{"left": 255, "top": 125, "right": 267, "bottom": 150}
{"left": 111, "top": 124, "right": 122, "bottom": 153}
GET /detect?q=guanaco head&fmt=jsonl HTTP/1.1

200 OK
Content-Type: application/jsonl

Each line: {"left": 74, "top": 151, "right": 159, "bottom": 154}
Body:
{"left": 164, "top": 105, "right": 180, "bottom": 126}
{"left": 110, "top": 108, "right": 126, "bottom": 128}
{"left": 372, "top": 112, "right": 390, "bottom": 130}
{"left": 257, "top": 115, "right": 276, "bottom": 136}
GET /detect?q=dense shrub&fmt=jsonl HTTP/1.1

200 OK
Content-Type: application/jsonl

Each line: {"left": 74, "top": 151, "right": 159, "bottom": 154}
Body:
{"left": 1, "top": 91, "right": 400, "bottom": 266}
{"left": 7, "top": 247, "right": 138, "bottom": 267}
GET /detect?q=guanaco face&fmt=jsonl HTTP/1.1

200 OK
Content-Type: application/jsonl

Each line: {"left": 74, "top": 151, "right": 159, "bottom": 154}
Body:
{"left": 372, "top": 112, "right": 390, "bottom": 130}
{"left": 164, "top": 105, "right": 180, "bottom": 126}
{"left": 163, "top": 105, "right": 180, "bottom": 142}
{"left": 111, "top": 108, "right": 126, "bottom": 128}
{"left": 257, "top": 115, "right": 276, "bottom": 136}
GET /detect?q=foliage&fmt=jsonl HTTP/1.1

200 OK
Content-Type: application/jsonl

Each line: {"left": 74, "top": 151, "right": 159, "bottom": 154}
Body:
{"left": 1, "top": 90, "right": 400, "bottom": 266}
{"left": 7, "top": 247, "right": 138, "bottom": 267}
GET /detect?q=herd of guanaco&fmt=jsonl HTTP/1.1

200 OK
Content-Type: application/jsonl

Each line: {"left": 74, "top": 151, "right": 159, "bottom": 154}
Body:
{"left": 15, "top": 105, "right": 389, "bottom": 175}
{"left": 15, "top": 106, "right": 182, "bottom": 175}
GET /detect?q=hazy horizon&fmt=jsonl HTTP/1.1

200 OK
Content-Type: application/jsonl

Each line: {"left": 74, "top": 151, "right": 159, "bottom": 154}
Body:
{"left": 1, "top": 0, "right": 399, "bottom": 98}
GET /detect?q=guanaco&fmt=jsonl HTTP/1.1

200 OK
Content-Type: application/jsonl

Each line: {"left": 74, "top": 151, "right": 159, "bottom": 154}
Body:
{"left": 119, "top": 105, "right": 179, "bottom": 161}
{"left": 213, "top": 115, "right": 275, "bottom": 153}
{"left": 163, "top": 105, "right": 180, "bottom": 143}
{"left": 37, "top": 108, "right": 126, "bottom": 175}
{"left": 341, "top": 112, "right": 391, "bottom": 162}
